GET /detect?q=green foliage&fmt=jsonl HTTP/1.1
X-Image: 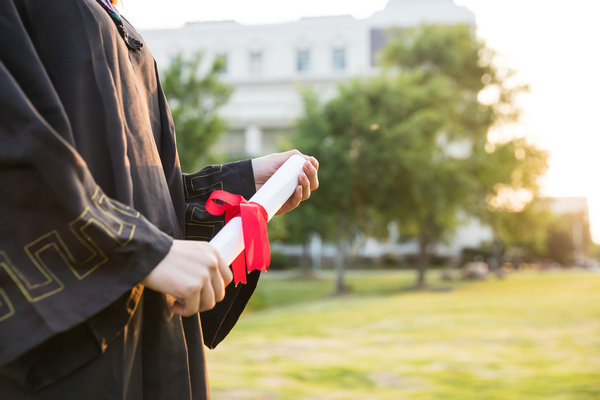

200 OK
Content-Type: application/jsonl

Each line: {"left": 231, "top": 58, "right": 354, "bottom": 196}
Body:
{"left": 483, "top": 198, "right": 591, "bottom": 265}
{"left": 290, "top": 88, "right": 360, "bottom": 241}
{"left": 382, "top": 24, "right": 486, "bottom": 91}
{"left": 291, "top": 23, "right": 548, "bottom": 287}
{"left": 268, "top": 250, "right": 292, "bottom": 270}
{"left": 546, "top": 222, "right": 576, "bottom": 265}
{"left": 488, "top": 198, "right": 554, "bottom": 259}
{"left": 474, "top": 138, "right": 549, "bottom": 262}
{"left": 544, "top": 211, "right": 591, "bottom": 265}
{"left": 591, "top": 243, "right": 600, "bottom": 261}
{"left": 381, "top": 24, "right": 525, "bottom": 125}
{"left": 160, "top": 52, "right": 232, "bottom": 172}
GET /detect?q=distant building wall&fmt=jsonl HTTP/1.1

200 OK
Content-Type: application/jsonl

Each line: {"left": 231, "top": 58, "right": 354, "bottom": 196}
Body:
{"left": 142, "top": 1, "right": 489, "bottom": 259}
{"left": 142, "top": 0, "right": 475, "bottom": 157}
{"left": 543, "top": 196, "right": 591, "bottom": 263}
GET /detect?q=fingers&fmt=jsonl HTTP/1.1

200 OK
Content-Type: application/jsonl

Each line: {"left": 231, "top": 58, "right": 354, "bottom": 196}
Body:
{"left": 171, "top": 300, "right": 187, "bottom": 316}
{"left": 303, "top": 160, "right": 319, "bottom": 191}
{"left": 174, "top": 271, "right": 219, "bottom": 316}
{"left": 274, "top": 155, "right": 320, "bottom": 215}
{"left": 286, "top": 149, "right": 303, "bottom": 158}
{"left": 276, "top": 185, "right": 302, "bottom": 215}
{"left": 299, "top": 172, "right": 311, "bottom": 201}
{"left": 292, "top": 185, "right": 304, "bottom": 207}
{"left": 216, "top": 251, "right": 233, "bottom": 286}
{"left": 209, "top": 251, "right": 230, "bottom": 303}
{"left": 198, "top": 283, "right": 217, "bottom": 313}
{"left": 173, "top": 280, "right": 202, "bottom": 317}
{"left": 174, "top": 280, "right": 217, "bottom": 316}
{"left": 279, "top": 149, "right": 316, "bottom": 167}
{"left": 210, "top": 269, "right": 226, "bottom": 303}
{"left": 143, "top": 240, "right": 234, "bottom": 317}
{"left": 290, "top": 150, "right": 319, "bottom": 172}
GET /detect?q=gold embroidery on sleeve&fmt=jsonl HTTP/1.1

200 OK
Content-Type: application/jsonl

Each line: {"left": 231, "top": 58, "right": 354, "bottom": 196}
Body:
{"left": 0, "top": 288, "right": 15, "bottom": 322}
{"left": 2, "top": 245, "right": 65, "bottom": 302}
{"left": 95, "top": 190, "right": 140, "bottom": 218}
{"left": 67, "top": 212, "right": 110, "bottom": 279}
{"left": 0, "top": 254, "right": 18, "bottom": 322}
{"left": 184, "top": 204, "right": 224, "bottom": 241}
{"left": 185, "top": 181, "right": 223, "bottom": 200}
{"left": 183, "top": 165, "right": 223, "bottom": 199}
{"left": 0, "top": 187, "right": 143, "bottom": 321}
{"left": 199, "top": 165, "right": 222, "bottom": 177}
{"left": 23, "top": 190, "right": 141, "bottom": 282}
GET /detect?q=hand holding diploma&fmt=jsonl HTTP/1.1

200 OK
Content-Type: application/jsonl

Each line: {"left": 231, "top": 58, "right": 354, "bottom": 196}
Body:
{"left": 208, "top": 150, "right": 319, "bottom": 285}
{"left": 142, "top": 150, "right": 319, "bottom": 316}
{"left": 252, "top": 149, "right": 319, "bottom": 215}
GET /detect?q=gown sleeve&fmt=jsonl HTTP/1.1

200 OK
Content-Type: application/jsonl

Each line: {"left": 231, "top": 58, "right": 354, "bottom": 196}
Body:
{"left": 182, "top": 162, "right": 262, "bottom": 348}
{"left": 0, "top": 1, "right": 173, "bottom": 365}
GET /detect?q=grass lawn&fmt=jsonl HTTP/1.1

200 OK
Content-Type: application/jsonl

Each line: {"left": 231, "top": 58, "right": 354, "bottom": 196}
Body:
{"left": 206, "top": 269, "right": 600, "bottom": 399}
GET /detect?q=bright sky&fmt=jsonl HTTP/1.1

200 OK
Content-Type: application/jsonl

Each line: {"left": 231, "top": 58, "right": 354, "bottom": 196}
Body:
{"left": 120, "top": 0, "right": 600, "bottom": 242}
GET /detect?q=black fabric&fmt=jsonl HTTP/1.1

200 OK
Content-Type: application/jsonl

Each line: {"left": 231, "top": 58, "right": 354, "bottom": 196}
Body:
{"left": 0, "top": 0, "right": 259, "bottom": 398}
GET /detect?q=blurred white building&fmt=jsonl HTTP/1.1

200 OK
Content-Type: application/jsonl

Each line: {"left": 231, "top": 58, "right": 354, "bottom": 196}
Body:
{"left": 142, "top": 0, "right": 475, "bottom": 157}
{"left": 544, "top": 196, "right": 591, "bottom": 264}
{"left": 142, "top": 0, "right": 494, "bottom": 261}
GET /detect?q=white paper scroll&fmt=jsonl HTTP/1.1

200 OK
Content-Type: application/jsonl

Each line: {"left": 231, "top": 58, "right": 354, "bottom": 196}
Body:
{"left": 209, "top": 154, "right": 306, "bottom": 266}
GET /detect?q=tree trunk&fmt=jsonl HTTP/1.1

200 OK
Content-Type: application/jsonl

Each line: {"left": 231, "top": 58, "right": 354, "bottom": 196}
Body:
{"left": 491, "top": 236, "right": 505, "bottom": 278}
{"left": 416, "top": 236, "right": 430, "bottom": 288}
{"left": 300, "top": 240, "right": 312, "bottom": 278}
{"left": 310, "top": 233, "right": 322, "bottom": 272}
{"left": 334, "top": 238, "right": 346, "bottom": 294}
{"left": 334, "top": 222, "right": 349, "bottom": 295}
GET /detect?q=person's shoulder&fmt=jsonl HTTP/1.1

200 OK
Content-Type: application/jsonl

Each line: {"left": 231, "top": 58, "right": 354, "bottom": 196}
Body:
{"left": 9, "top": 0, "right": 118, "bottom": 47}
{"left": 14, "top": 0, "right": 113, "bottom": 26}
{"left": 18, "top": 0, "right": 149, "bottom": 61}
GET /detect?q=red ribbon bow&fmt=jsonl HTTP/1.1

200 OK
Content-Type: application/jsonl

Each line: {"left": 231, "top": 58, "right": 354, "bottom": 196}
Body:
{"left": 205, "top": 190, "right": 270, "bottom": 286}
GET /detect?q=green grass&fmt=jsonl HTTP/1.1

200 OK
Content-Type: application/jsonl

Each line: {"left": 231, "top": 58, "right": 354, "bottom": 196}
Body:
{"left": 206, "top": 270, "right": 600, "bottom": 399}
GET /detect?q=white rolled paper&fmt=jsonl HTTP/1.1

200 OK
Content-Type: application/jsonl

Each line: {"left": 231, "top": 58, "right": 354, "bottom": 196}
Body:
{"left": 209, "top": 154, "right": 306, "bottom": 266}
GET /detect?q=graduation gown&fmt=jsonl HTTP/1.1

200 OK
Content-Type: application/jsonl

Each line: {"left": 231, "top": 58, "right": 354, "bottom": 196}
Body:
{"left": 0, "top": 0, "right": 259, "bottom": 398}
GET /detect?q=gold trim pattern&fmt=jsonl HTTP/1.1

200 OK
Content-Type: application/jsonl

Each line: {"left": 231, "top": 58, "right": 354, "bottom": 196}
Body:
{"left": 0, "top": 287, "right": 15, "bottom": 322}
{"left": 184, "top": 165, "right": 223, "bottom": 199}
{"left": 0, "top": 186, "right": 141, "bottom": 322}
{"left": 184, "top": 203, "right": 224, "bottom": 242}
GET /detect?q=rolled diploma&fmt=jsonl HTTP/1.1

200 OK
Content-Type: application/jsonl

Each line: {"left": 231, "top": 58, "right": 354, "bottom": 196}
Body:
{"left": 209, "top": 154, "right": 306, "bottom": 266}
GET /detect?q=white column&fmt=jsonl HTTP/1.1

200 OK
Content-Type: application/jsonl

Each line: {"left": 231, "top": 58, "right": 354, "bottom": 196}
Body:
{"left": 310, "top": 233, "right": 322, "bottom": 271}
{"left": 245, "top": 125, "right": 262, "bottom": 156}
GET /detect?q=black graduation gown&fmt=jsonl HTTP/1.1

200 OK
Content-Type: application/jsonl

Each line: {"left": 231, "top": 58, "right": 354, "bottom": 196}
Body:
{"left": 0, "top": 0, "right": 259, "bottom": 398}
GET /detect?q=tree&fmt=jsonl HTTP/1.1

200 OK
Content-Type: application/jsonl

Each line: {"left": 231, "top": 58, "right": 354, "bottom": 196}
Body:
{"left": 377, "top": 24, "right": 547, "bottom": 286}
{"left": 293, "top": 68, "right": 465, "bottom": 291}
{"left": 160, "top": 52, "right": 232, "bottom": 172}
{"left": 476, "top": 139, "right": 549, "bottom": 272}
{"left": 293, "top": 24, "right": 548, "bottom": 289}
{"left": 291, "top": 89, "right": 362, "bottom": 293}
{"left": 271, "top": 204, "right": 324, "bottom": 277}
{"left": 545, "top": 211, "right": 592, "bottom": 266}
{"left": 546, "top": 220, "right": 576, "bottom": 266}
{"left": 484, "top": 197, "right": 553, "bottom": 271}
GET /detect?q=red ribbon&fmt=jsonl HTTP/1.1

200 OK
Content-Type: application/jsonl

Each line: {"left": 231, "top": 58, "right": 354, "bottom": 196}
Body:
{"left": 205, "top": 190, "right": 270, "bottom": 286}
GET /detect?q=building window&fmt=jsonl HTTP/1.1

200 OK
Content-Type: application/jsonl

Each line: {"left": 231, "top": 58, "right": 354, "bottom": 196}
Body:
{"left": 249, "top": 51, "right": 263, "bottom": 75}
{"left": 296, "top": 49, "right": 310, "bottom": 73}
{"left": 215, "top": 53, "right": 228, "bottom": 74}
{"left": 332, "top": 47, "right": 346, "bottom": 71}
